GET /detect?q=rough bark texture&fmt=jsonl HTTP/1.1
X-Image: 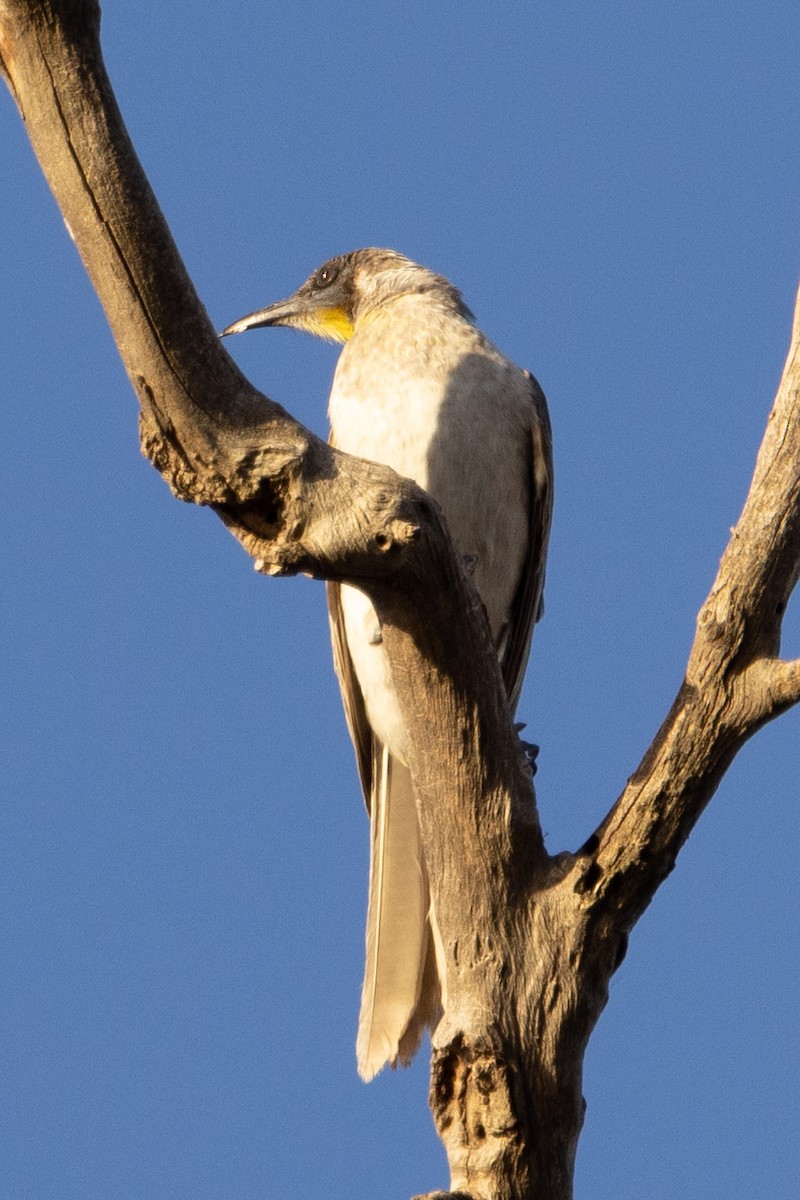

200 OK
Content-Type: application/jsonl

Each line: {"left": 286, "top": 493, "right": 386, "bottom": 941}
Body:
{"left": 3, "top": 4, "right": 800, "bottom": 1197}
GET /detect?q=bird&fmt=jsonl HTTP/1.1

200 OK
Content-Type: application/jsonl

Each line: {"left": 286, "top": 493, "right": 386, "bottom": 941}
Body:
{"left": 221, "top": 248, "right": 553, "bottom": 1080}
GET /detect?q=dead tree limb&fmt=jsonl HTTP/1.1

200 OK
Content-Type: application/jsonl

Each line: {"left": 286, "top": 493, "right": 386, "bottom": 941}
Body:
{"left": 2, "top": 3, "right": 799, "bottom": 1198}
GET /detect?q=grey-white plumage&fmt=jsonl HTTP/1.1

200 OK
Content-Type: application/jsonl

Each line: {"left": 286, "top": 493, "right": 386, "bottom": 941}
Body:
{"left": 222, "top": 249, "right": 553, "bottom": 1081}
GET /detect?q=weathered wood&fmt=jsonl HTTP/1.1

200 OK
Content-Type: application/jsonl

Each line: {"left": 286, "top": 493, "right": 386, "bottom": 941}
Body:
{"left": 3, "top": 3, "right": 799, "bottom": 1196}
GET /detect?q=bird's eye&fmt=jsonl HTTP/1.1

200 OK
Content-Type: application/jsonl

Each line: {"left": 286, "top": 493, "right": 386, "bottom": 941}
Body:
{"left": 316, "top": 263, "right": 339, "bottom": 288}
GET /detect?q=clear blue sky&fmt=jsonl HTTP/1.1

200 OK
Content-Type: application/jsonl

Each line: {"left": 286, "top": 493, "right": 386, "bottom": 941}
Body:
{"left": 2, "top": 4, "right": 798, "bottom": 1197}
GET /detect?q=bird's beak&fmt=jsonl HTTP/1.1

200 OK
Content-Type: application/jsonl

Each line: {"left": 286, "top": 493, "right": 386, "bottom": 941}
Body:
{"left": 219, "top": 296, "right": 301, "bottom": 338}
{"left": 222, "top": 284, "right": 355, "bottom": 343}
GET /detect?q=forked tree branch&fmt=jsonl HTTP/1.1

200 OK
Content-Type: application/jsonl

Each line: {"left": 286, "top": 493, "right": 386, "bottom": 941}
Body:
{"left": 3, "top": 3, "right": 799, "bottom": 1198}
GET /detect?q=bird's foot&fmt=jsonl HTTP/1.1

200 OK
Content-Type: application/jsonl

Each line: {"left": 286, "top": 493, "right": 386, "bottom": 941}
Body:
{"left": 514, "top": 721, "right": 540, "bottom": 775}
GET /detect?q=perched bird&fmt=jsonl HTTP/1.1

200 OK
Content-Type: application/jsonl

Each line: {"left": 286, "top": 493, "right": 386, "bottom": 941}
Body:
{"left": 222, "top": 249, "right": 552, "bottom": 1080}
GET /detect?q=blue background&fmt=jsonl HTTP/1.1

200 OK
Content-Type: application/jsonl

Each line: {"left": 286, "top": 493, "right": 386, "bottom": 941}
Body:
{"left": 1, "top": 4, "right": 798, "bottom": 1197}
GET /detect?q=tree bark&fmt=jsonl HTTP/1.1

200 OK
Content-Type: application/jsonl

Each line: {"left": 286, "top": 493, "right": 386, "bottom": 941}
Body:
{"left": 2, "top": 4, "right": 800, "bottom": 1197}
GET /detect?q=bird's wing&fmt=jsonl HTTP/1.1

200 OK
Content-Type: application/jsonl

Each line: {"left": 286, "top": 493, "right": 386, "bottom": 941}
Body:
{"left": 327, "top": 580, "right": 374, "bottom": 808}
{"left": 326, "top": 581, "right": 439, "bottom": 1080}
{"left": 499, "top": 371, "right": 554, "bottom": 712}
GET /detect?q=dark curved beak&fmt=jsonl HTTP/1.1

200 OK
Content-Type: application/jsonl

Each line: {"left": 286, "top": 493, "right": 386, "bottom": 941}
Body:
{"left": 219, "top": 296, "right": 299, "bottom": 338}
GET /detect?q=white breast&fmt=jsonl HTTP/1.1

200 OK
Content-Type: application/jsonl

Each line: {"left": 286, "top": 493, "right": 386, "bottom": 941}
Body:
{"left": 329, "top": 295, "right": 532, "bottom": 762}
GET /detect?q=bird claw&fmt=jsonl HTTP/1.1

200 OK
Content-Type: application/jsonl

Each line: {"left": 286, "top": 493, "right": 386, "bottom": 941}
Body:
{"left": 514, "top": 722, "right": 540, "bottom": 774}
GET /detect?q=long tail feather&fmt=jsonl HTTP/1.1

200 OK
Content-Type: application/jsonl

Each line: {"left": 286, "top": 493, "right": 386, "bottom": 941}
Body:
{"left": 356, "top": 749, "right": 435, "bottom": 1080}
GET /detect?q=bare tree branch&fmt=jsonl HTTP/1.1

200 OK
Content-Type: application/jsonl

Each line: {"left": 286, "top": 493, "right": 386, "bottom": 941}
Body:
{"left": 587, "top": 283, "right": 800, "bottom": 928}
{"left": 744, "top": 656, "right": 800, "bottom": 713}
{"left": 3, "top": 3, "right": 799, "bottom": 1198}
{"left": 0, "top": 0, "right": 549, "bottom": 815}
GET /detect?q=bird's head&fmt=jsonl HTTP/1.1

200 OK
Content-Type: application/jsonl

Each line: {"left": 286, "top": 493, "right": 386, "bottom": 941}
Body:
{"left": 220, "top": 248, "right": 472, "bottom": 344}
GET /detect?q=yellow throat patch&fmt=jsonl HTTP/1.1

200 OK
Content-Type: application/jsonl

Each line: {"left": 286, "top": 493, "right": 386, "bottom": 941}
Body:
{"left": 300, "top": 306, "right": 355, "bottom": 343}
